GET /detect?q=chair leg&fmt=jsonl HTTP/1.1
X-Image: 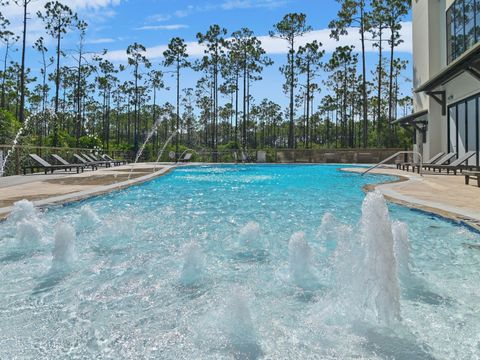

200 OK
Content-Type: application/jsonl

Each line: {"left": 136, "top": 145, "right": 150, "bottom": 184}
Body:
{"left": 465, "top": 175, "right": 469, "bottom": 185}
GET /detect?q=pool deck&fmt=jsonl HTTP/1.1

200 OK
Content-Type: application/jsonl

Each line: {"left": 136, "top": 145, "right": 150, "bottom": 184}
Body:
{"left": 0, "top": 163, "right": 175, "bottom": 219}
{"left": 343, "top": 166, "right": 480, "bottom": 229}
{"left": 1, "top": 163, "right": 480, "bottom": 229}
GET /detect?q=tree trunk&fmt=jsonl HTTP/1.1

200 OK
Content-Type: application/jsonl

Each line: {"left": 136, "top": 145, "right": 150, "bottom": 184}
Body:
{"left": 18, "top": 0, "right": 28, "bottom": 123}
{"left": 289, "top": 38, "right": 295, "bottom": 149}
{"left": 235, "top": 71, "right": 239, "bottom": 146}
{"left": 242, "top": 49, "right": 247, "bottom": 150}
{"left": 53, "top": 27, "right": 62, "bottom": 146}
{"left": 360, "top": 2, "right": 368, "bottom": 148}
{"left": 376, "top": 26, "right": 383, "bottom": 146}
{"left": 387, "top": 25, "right": 395, "bottom": 147}
{"left": 134, "top": 64, "right": 139, "bottom": 153}
{"left": 306, "top": 62, "right": 310, "bottom": 149}
{"left": 176, "top": 59, "right": 180, "bottom": 158}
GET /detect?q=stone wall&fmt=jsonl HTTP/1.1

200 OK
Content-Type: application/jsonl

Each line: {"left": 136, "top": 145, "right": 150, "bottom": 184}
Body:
{"left": 274, "top": 149, "right": 404, "bottom": 164}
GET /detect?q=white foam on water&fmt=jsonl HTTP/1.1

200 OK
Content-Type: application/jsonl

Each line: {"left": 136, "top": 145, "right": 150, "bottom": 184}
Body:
{"left": 15, "top": 219, "right": 43, "bottom": 245}
{"left": 9, "top": 200, "right": 39, "bottom": 223}
{"left": 52, "top": 223, "right": 76, "bottom": 268}
{"left": 317, "top": 212, "right": 336, "bottom": 240}
{"left": 238, "top": 221, "right": 264, "bottom": 250}
{"left": 392, "top": 220, "right": 411, "bottom": 278}
{"left": 180, "top": 241, "right": 204, "bottom": 287}
{"left": 288, "top": 231, "right": 318, "bottom": 290}
{"left": 224, "top": 288, "right": 262, "bottom": 359}
{"left": 359, "top": 191, "right": 401, "bottom": 325}
{"left": 78, "top": 205, "right": 100, "bottom": 228}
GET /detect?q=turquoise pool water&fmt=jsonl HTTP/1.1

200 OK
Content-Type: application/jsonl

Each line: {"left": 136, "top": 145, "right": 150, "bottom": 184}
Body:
{"left": 0, "top": 164, "right": 479, "bottom": 359}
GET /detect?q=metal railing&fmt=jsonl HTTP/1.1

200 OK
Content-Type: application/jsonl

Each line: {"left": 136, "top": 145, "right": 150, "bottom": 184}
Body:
{"left": 361, "top": 151, "right": 423, "bottom": 176}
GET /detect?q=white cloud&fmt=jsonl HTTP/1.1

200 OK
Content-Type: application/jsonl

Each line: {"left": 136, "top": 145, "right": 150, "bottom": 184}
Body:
{"left": 221, "top": 0, "right": 288, "bottom": 10}
{"left": 146, "top": 14, "right": 172, "bottom": 23}
{"left": 146, "top": 1, "right": 286, "bottom": 25}
{"left": 260, "top": 21, "right": 412, "bottom": 54}
{"left": 135, "top": 24, "right": 189, "bottom": 31}
{"left": 85, "top": 37, "right": 116, "bottom": 44}
{"left": 1, "top": 0, "right": 122, "bottom": 47}
{"left": 104, "top": 22, "right": 413, "bottom": 62}
{"left": 1, "top": 0, "right": 121, "bottom": 18}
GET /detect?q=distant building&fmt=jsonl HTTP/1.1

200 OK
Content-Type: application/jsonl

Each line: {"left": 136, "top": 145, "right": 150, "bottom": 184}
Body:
{"left": 397, "top": 0, "right": 480, "bottom": 165}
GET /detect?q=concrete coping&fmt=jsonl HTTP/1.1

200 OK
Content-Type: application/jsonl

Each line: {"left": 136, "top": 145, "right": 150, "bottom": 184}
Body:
{"left": 341, "top": 166, "right": 480, "bottom": 231}
{"left": 0, "top": 164, "right": 176, "bottom": 219}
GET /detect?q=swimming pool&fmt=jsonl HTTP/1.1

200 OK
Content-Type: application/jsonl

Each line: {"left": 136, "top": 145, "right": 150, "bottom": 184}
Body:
{"left": 0, "top": 164, "right": 478, "bottom": 359}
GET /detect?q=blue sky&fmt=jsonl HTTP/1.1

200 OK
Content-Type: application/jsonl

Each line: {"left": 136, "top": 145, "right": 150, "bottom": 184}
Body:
{"left": 2, "top": 0, "right": 413, "bottom": 111}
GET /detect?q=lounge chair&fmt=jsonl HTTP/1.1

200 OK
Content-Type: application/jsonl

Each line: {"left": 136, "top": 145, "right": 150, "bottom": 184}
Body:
{"left": 51, "top": 154, "right": 96, "bottom": 171}
{"left": 177, "top": 153, "right": 192, "bottom": 163}
{"left": 86, "top": 153, "right": 115, "bottom": 167}
{"left": 23, "top": 154, "right": 84, "bottom": 175}
{"left": 102, "top": 154, "right": 127, "bottom": 165}
{"left": 81, "top": 153, "right": 111, "bottom": 167}
{"left": 397, "top": 152, "right": 444, "bottom": 172}
{"left": 427, "top": 151, "right": 476, "bottom": 175}
{"left": 464, "top": 170, "right": 480, "bottom": 187}
{"left": 73, "top": 154, "right": 107, "bottom": 168}
{"left": 414, "top": 152, "right": 456, "bottom": 173}
{"left": 241, "top": 151, "right": 254, "bottom": 163}
{"left": 82, "top": 153, "right": 112, "bottom": 167}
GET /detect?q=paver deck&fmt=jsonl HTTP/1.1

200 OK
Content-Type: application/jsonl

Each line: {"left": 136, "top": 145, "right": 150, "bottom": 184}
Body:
{"left": 344, "top": 166, "right": 480, "bottom": 227}
{"left": 0, "top": 163, "right": 175, "bottom": 218}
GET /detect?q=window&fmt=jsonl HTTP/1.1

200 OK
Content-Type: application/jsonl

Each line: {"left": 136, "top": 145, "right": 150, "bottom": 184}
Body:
{"left": 447, "top": 0, "right": 480, "bottom": 63}
{"left": 447, "top": 93, "right": 480, "bottom": 167}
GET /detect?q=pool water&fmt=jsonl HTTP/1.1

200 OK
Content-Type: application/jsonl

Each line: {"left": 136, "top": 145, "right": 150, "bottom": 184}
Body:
{"left": 0, "top": 164, "right": 479, "bottom": 359}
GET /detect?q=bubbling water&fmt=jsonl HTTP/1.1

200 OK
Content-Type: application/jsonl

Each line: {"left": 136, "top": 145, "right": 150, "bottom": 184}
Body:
{"left": 225, "top": 289, "right": 262, "bottom": 360}
{"left": 9, "top": 199, "right": 38, "bottom": 223}
{"left": 288, "top": 232, "right": 318, "bottom": 290}
{"left": 238, "top": 221, "right": 262, "bottom": 250}
{"left": 52, "top": 223, "right": 76, "bottom": 269}
{"left": 359, "top": 191, "right": 401, "bottom": 325}
{"left": 16, "top": 219, "right": 42, "bottom": 245}
{"left": 317, "top": 213, "right": 336, "bottom": 240}
{"left": 78, "top": 205, "right": 100, "bottom": 228}
{"left": 392, "top": 220, "right": 411, "bottom": 279}
{"left": 179, "top": 241, "right": 204, "bottom": 287}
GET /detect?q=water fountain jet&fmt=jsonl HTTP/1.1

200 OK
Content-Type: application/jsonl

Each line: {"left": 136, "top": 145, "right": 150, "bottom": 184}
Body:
{"left": 9, "top": 199, "right": 39, "bottom": 223}
{"left": 128, "top": 116, "right": 166, "bottom": 180}
{"left": 152, "top": 130, "right": 178, "bottom": 173}
{"left": 392, "top": 220, "right": 411, "bottom": 278}
{"left": 288, "top": 231, "right": 318, "bottom": 290}
{"left": 0, "top": 113, "right": 35, "bottom": 177}
{"left": 359, "top": 191, "right": 401, "bottom": 325}
{"left": 225, "top": 289, "right": 262, "bottom": 360}
{"left": 180, "top": 241, "right": 204, "bottom": 287}
{"left": 78, "top": 205, "right": 100, "bottom": 229}
{"left": 16, "top": 219, "right": 42, "bottom": 245}
{"left": 52, "top": 223, "right": 76, "bottom": 269}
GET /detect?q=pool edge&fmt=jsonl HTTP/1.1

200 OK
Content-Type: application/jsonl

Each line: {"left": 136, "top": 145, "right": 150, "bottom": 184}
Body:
{"left": 341, "top": 167, "right": 480, "bottom": 232}
{"left": 0, "top": 165, "right": 176, "bottom": 220}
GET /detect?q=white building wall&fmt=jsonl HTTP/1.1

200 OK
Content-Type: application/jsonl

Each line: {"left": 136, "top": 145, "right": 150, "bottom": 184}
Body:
{"left": 412, "top": 0, "right": 448, "bottom": 160}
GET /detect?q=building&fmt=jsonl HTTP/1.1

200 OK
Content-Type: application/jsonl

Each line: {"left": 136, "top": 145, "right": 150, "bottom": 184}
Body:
{"left": 397, "top": 0, "right": 480, "bottom": 166}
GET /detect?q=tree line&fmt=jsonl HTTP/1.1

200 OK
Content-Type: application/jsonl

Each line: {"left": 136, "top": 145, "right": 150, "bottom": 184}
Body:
{"left": 0, "top": 0, "right": 413, "bottom": 159}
